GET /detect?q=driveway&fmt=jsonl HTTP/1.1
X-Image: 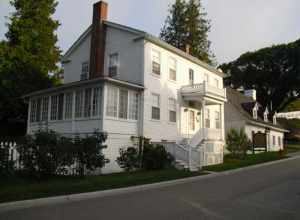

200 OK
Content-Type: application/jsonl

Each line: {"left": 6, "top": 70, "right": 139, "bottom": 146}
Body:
{"left": 1, "top": 157, "right": 300, "bottom": 220}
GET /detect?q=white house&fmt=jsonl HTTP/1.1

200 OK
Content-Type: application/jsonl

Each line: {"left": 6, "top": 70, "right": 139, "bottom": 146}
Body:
{"left": 224, "top": 88, "right": 288, "bottom": 152}
{"left": 25, "top": 1, "right": 227, "bottom": 173}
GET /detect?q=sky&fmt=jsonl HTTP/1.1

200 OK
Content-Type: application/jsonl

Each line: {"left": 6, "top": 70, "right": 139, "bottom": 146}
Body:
{"left": 0, "top": 0, "right": 300, "bottom": 64}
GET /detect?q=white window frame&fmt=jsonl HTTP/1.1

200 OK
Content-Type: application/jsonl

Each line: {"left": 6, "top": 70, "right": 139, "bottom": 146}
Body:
{"left": 41, "top": 97, "right": 49, "bottom": 121}
{"left": 81, "top": 61, "right": 89, "bottom": 80}
{"left": 92, "top": 87, "right": 102, "bottom": 117}
{"left": 215, "top": 111, "right": 221, "bottom": 129}
{"left": 151, "top": 50, "right": 161, "bottom": 76}
{"left": 64, "top": 92, "right": 73, "bottom": 120}
{"left": 106, "top": 85, "right": 118, "bottom": 118}
{"left": 109, "top": 53, "right": 119, "bottom": 77}
{"left": 151, "top": 93, "right": 160, "bottom": 120}
{"left": 168, "top": 98, "right": 177, "bottom": 123}
{"left": 50, "top": 95, "right": 59, "bottom": 121}
{"left": 129, "top": 91, "right": 139, "bottom": 121}
{"left": 118, "top": 89, "right": 129, "bottom": 119}
{"left": 75, "top": 90, "right": 84, "bottom": 119}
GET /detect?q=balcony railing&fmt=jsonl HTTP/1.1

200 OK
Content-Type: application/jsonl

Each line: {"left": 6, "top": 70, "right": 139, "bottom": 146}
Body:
{"left": 181, "top": 82, "right": 226, "bottom": 100}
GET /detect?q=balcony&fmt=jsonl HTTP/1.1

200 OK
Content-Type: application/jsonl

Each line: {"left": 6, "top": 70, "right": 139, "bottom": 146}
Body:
{"left": 181, "top": 82, "right": 226, "bottom": 102}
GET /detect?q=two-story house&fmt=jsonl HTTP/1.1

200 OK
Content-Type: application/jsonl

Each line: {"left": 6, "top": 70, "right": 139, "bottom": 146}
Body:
{"left": 25, "top": 1, "right": 227, "bottom": 173}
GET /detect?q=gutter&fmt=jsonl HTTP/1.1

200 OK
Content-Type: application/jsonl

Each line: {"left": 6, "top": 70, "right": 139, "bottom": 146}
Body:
{"left": 246, "top": 120, "right": 289, "bottom": 133}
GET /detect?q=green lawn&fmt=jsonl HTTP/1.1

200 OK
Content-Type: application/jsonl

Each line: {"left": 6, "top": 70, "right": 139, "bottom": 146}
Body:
{"left": 0, "top": 169, "right": 205, "bottom": 204}
{"left": 286, "top": 143, "right": 300, "bottom": 154}
{"left": 203, "top": 152, "right": 287, "bottom": 172}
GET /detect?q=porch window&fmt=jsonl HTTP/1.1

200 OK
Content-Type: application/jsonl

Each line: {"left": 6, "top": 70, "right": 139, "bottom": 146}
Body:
{"left": 75, "top": 90, "right": 84, "bottom": 118}
{"left": 119, "top": 89, "right": 128, "bottom": 119}
{"left": 41, "top": 97, "right": 49, "bottom": 121}
{"left": 129, "top": 91, "right": 139, "bottom": 120}
{"left": 189, "top": 69, "right": 194, "bottom": 85}
{"left": 109, "top": 53, "right": 119, "bottom": 77}
{"left": 50, "top": 95, "right": 59, "bottom": 120}
{"left": 83, "top": 88, "right": 92, "bottom": 118}
{"left": 57, "top": 94, "right": 64, "bottom": 120}
{"left": 205, "top": 109, "right": 210, "bottom": 128}
{"left": 106, "top": 86, "right": 118, "bottom": 118}
{"left": 80, "top": 62, "right": 89, "bottom": 80}
{"left": 92, "top": 87, "right": 101, "bottom": 117}
{"left": 169, "top": 57, "right": 177, "bottom": 81}
{"left": 215, "top": 111, "right": 221, "bottom": 129}
{"left": 152, "top": 50, "right": 161, "bottom": 76}
{"left": 64, "top": 92, "right": 73, "bottom": 120}
{"left": 189, "top": 111, "right": 195, "bottom": 131}
{"left": 151, "top": 93, "right": 160, "bottom": 120}
{"left": 30, "top": 99, "right": 37, "bottom": 123}
{"left": 168, "top": 98, "right": 176, "bottom": 122}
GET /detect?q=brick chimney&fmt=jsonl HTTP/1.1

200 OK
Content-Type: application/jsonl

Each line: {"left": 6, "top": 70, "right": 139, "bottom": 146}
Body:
{"left": 89, "top": 1, "right": 108, "bottom": 79}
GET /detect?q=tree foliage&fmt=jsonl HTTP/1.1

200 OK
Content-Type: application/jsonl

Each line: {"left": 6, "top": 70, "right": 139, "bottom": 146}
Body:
{"left": 0, "top": 0, "right": 61, "bottom": 137}
{"left": 160, "top": 0, "right": 214, "bottom": 64}
{"left": 226, "top": 128, "right": 251, "bottom": 159}
{"left": 220, "top": 39, "right": 300, "bottom": 111}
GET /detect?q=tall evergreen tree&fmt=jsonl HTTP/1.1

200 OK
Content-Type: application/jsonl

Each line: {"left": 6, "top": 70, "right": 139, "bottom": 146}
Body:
{"left": 160, "top": 0, "right": 214, "bottom": 64}
{"left": 0, "top": 0, "right": 61, "bottom": 137}
{"left": 160, "top": 0, "right": 187, "bottom": 51}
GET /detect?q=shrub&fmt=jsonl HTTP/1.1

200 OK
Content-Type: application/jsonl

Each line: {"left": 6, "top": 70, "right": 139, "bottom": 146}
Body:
{"left": 17, "top": 130, "right": 109, "bottom": 178}
{"left": 116, "top": 147, "right": 140, "bottom": 172}
{"left": 226, "top": 128, "right": 251, "bottom": 159}
{"left": 117, "top": 137, "right": 174, "bottom": 171}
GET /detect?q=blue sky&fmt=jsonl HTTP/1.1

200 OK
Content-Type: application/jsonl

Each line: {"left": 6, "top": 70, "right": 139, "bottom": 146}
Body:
{"left": 1, "top": 0, "right": 300, "bottom": 64}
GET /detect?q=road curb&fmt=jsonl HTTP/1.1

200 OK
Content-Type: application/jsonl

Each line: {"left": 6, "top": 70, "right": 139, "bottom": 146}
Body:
{"left": 1, "top": 154, "right": 300, "bottom": 213}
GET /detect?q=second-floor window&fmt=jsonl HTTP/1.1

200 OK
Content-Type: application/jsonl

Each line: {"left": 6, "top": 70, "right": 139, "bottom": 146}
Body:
{"left": 152, "top": 50, "right": 161, "bottom": 76}
{"left": 169, "top": 98, "right": 176, "bottom": 122}
{"left": 151, "top": 93, "right": 160, "bottom": 120}
{"left": 81, "top": 62, "right": 89, "bottom": 80}
{"left": 169, "top": 57, "right": 177, "bottom": 81}
{"left": 109, "top": 53, "right": 119, "bottom": 77}
{"left": 189, "top": 69, "right": 194, "bottom": 85}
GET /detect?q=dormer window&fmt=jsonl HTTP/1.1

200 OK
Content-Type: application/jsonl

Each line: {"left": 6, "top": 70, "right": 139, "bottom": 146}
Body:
{"left": 264, "top": 108, "right": 269, "bottom": 122}
{"left": 109, "top": 53, "right": 119, "bottom": 77}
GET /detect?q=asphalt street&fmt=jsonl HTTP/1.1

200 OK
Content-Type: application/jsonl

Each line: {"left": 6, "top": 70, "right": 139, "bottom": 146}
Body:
{"left": 1, "top": 157, "right": 300, "bottom": 220}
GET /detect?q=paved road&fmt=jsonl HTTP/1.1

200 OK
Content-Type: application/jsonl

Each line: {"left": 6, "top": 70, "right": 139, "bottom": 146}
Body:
{"left": 1, "top": 158, "right": 300, "bottom": 220}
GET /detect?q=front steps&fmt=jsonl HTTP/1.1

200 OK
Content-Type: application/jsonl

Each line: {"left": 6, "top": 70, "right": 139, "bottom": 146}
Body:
{"left": 174, "top": 159, "right": 200, "bottom": 172}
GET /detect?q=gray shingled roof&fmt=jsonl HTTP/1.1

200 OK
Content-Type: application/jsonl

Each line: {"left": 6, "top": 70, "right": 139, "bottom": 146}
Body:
{"left": 226, "top": 87, "right": 287, "bottom": 131}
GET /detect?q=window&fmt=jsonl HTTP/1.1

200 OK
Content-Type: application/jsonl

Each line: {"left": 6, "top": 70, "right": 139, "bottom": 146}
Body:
{"left": 189, "top": 111, "right": 195, "bottom": 131}
{"left": 36, "top": 98, "right": 42, "bottom": 122}
{"left": 129, "top": 91, "right": 139, "bottom": 120}
{"left": 50, "top": 95, "right": 59, "bottom": 120}
{"left": 215, "top": 111, "right": 221, "bottom": 129}
{"left": 81, "top": 62, "right": 89, "bottom": 80}
{"left": 152, "top": 50, "right": 161, "bottom": 75}
{"left": 30, "top": 99, "right": 37, "bottom": 123}
{"left": 92, "top": 87, "right": 101, "bottom": 117}
{"left": 253, "top": 108, "right": 258, "bottom": 119}
{"left": 84, "top": 88, "right": 92, "bottom": 118}
{"left": 58, "top": 94, "right": 64, "bottom": 120}
{"left": 169, "top": 98, "right": 176, "bottom": 122}
{"left": 75, "top": 90, "right": 84, "bottom": 118}
{"left": 151, "top": 93, "right": 160, "bottom": 120}
{"left": 41, "top": 97, "right": 49, "bottom": 121}
{"left": 119, "top": 89, "right": 128, "bottom": 119}
{"left": 109, "top": 53, "right": 119, "bottom": 77}
{"left": 64, "top": 93, "right": 73, "bottom": 120}
{"left": 189, "top": 69, "right": 194, "bottom": 85}
{"left": 106, "top": 86, "right": 118, "bottom": 117}
{"left": 169, "top": 57, "right": 176, "bottom": 81}
{"left": 278, "top": 137, "right": 281, "bottom": 147}
{"left": 205, "top": 109, "right": 210, "bottom": 128}
{"left": 273, "top": 135, "right": 276, "bottom": 146}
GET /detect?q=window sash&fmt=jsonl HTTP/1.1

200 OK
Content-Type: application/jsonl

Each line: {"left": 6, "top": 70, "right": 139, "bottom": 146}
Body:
{"left": 30, "top": 99, "right": 37, "bottom": 123}
{"left": 215, "top": 111, "right": 221, "bottom": 129}
{"left": 41, "top": 97, "right": 49, "bottom": 121}
{"left": 92, "top": 87, "right": 101, "bottom": 117}
{"left": 64, "top": 93, "right": 73, "bottom": 120}
{"left": 106, "top": 86, "right": 118, "bottom": 117}
{"left": 84, "top": 88, "right": 92, "bottom": 118}
{"left": 50, "top": 95, "right": 59, "bottom": 121}
{"left": 119, "top": 89, "right": 128, "bottom": 119}
{"left": 81, "top": 62, "right": 89, "bottom": 80}
{"left": 152, "top": 107, "right": 160, "bottom": 120}
{"left": 129, "top": 92, "right": 139, "bottom": 120}
{"left": 75, "top": 91, "right": 84, "bottom": 118}
{"left": 189, "top": 69, "right": 194, "bottom": 85}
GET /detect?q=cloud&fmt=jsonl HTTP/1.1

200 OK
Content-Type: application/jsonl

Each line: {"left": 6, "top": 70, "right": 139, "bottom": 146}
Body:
{"left": 0, "top": 0, "right": 300, "bottom": 64}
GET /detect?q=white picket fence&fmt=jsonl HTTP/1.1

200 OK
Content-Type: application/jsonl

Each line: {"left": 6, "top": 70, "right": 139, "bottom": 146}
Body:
{"left": 0, "top": 141, "right": 21, "bottom": 170}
